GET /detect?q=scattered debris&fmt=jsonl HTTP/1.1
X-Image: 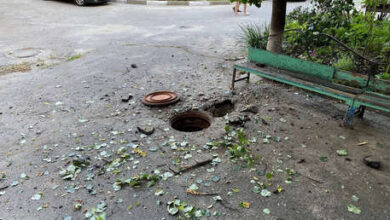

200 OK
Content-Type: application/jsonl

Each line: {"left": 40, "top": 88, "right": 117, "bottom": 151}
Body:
{"left": 228, "top": 114, "right": 250, "bottom": 127}
{"left": 363, "top": 156, "right": 381, "bottom": 169}
{"left": 137, "top": 126, "right": 155, "bottom": 135}
{"left": 239, "top": 202, "right": 250, "bottom": 208}
{"left": 121, "top": 94, "right": 133, "bottom": 102}
{"left": 357, "top": 142, "right": 368, "bottom": 146}
{"left": 261, "top": 118, "right": 269, "bottom": 125}
{"left": 114, "top": 173, "right": 160, "bottom": 190}
{"left": 240, "top": 104, "right": 258, "bottom": 114}
{"left": 73, "top": 200, "right": 82, "bottom": 211}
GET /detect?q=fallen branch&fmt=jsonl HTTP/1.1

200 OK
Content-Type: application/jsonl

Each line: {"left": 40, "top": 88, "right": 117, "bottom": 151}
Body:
{"left": 0, "top": 185, "right": 9, "bottom": 190}
{"left": 186, "top": 189, "right": 219, "bottom": 196}
{"left": 170, "top": 158, "right": 213, "bottom": 175}
{"left": 260, "top": 163, "right": 268, "bottom": 176}
{"left": 225, "top": 57, "right": 245, "bottom": 61}
{"left": 301, "top": 174, "right": 324, "bottom": 184}
{"left": 219, "top": 200, "right": 239, "bottom": 212}
{"left": 169, "top": 167, "right": 179, "bottom": 175}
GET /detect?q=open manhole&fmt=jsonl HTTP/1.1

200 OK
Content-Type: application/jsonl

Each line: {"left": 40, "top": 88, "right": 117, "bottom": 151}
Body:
{"left": 204, "top": 100, "right": 235, "bottom": 117}
{"left": 170, "top": 111, "right": 212, "bottom": 132}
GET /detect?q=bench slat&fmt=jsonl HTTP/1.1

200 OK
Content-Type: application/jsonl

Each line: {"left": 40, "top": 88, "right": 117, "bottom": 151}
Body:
{"left": 248, "top": 48, "right": 335, "bottom": 82}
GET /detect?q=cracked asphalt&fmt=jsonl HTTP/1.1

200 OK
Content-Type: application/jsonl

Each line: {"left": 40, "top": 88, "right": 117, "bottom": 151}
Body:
{"left": 1, "top": 1, "right": 390, "bottom": 220}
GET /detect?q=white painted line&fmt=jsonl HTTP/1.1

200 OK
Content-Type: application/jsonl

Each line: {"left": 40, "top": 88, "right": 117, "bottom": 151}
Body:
{"left": 147, "top": 1, "right": 168, "bottom": 5}
{"left": 188, "top": 1, "right": 210, "bottom": 6}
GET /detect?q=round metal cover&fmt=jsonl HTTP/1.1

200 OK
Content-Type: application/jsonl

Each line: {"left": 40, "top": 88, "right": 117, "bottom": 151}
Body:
{"left": 142, "top": 91, "right": 180, "bottom": 106}
{"left": 12, "top": 48, "right": 41, "bottom": 58}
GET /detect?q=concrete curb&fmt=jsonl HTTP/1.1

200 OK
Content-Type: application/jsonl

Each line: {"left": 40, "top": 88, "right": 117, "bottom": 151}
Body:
{"left": 110, "top": 0, "right": 231, "bottom": 6}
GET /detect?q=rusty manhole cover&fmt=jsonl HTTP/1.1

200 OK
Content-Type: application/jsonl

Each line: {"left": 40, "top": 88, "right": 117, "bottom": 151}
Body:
{"left": 142, "top": 91, "right": 180, "bottom": 106}
{"left": 170, "top": 111, "right": 212, "bottom": 132}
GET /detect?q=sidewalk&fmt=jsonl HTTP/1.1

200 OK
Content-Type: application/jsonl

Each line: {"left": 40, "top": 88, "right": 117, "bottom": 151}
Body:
{"left": 110, "top": 0, "right": 231, "bottom": 6}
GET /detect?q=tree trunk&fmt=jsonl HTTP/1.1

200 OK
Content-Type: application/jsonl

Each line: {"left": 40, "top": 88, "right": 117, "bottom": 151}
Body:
{"left": 266, "top": 0, "right": 287, "bottom": 53}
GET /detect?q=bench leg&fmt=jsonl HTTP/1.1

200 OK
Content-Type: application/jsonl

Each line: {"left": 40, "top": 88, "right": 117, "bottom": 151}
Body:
{"left": 344, "top": 106, "right": 356, "bottom": 127}
{"left": 355, "top": 106, "right": 366, "bottom": 119}
{"left": 247, "top": 72, "right": 250, "bottom": 83}
{"left": 231, "top": 68, "right": 237, "bottom": 91}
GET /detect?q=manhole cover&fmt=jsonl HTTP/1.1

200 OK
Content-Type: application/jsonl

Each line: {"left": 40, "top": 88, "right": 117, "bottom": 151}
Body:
{"left": 12, "top": 48, "right": 41, "bottom": 58}
{"left": 170, "top": 111, "right": 212, "bottom": 132}
{"left": 142, "top": 91, "right": 180, "bottom": 106}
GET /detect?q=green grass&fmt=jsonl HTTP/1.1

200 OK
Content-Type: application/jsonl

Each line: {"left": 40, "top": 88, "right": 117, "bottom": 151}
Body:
{"left": 0, "top": 63, "right": 31, "bottom": 75}
{"left": 67, "top": 54, "right": 83, "bottom": 61}
{"left": 333, "top": 55, "right": 355, "bottom": 72}
{"left": 238, "top": 23, "right": 269, "bottom": 50}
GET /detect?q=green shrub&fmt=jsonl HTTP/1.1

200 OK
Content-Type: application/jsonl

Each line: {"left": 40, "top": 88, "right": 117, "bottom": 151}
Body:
{"left": 282, "top": 0, "right": 390, "bottom": 77}
{"left": 376, "top": 72, "right": 390, "bottom": 80}
{"left": 239, "top": 24, "right": 269, "bottom": 50}
{"left": 333, "top": 54, "right": 355, "bottom": 71}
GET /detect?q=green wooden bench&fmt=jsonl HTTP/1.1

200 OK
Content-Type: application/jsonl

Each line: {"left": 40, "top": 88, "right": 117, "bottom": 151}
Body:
{"left": 232, "top": 47, "right": 390, "bottom": 125}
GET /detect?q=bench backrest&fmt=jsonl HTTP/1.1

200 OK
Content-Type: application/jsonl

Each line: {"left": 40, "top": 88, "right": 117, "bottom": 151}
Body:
{"left": 248, "top": 47, "right": 335, "bottom": 82}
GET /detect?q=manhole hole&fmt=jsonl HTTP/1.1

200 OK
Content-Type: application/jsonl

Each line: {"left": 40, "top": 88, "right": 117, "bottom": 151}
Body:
{"left": 170, "top": 111, "right": 212, "bottom": 132}
{"left": 205, "top": 100, "right": 235, "bottom": 117}
{"left": 11, "top": 48, "right": 41, "bottom": 58}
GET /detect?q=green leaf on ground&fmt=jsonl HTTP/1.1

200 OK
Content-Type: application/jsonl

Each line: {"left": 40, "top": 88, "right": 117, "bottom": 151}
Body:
{"left": 263, "top": 208, "right": 271, "bottom": 214}
{"left": 261, "top": 189, "right": 271, "bottom": 197}
{"left": 347, "top": 204, "right": 361, "bottom": 214}
{"left": 168, "top": 207, "right": 179, "bottom": 215}
{"left": 252, "top": 186, "right": 261, "bottom": 194}
{"left": 336, "top": 149, "right": 348, "bottom": 156}
{"left": 239, "top": 202, "right": 250, "bottom": 208}
{"left": 31, "top": 194, "right": 41, "bottom": 200}
{"left": 155, "top": 188, "right": 164, "bottom": 196}
{"left": 351, "top": 195, "right": 359, "bottom": 202}
{"left": 189, "top": 184, "right": 198, "bottom": 191}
